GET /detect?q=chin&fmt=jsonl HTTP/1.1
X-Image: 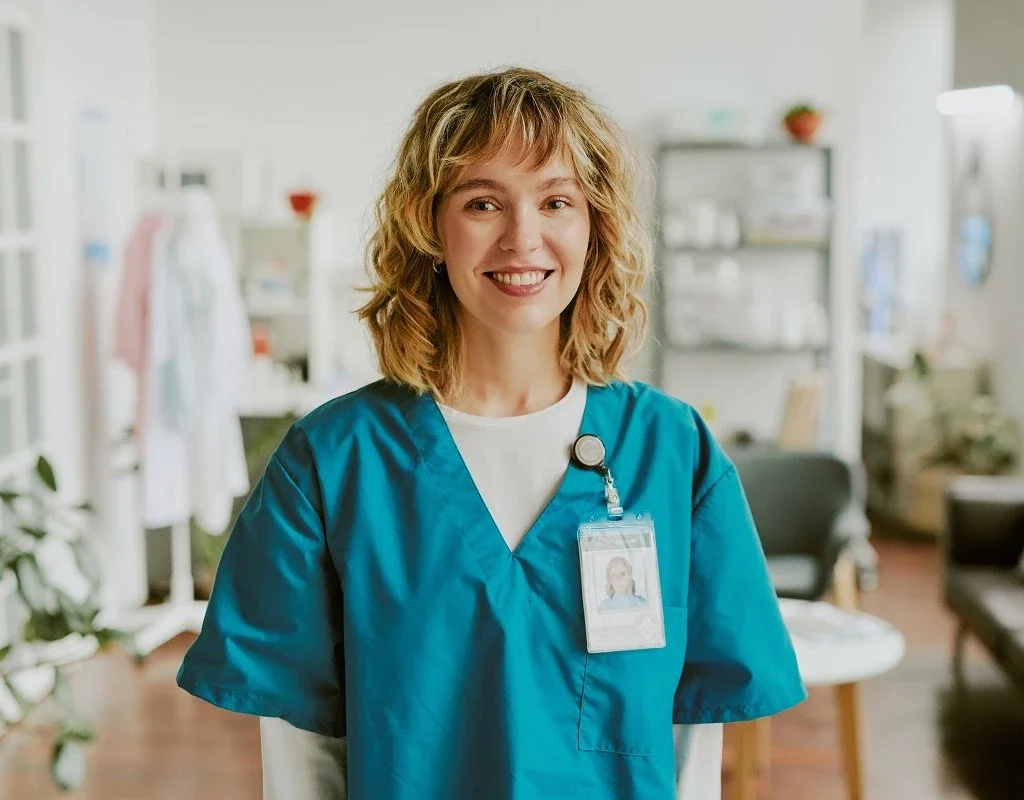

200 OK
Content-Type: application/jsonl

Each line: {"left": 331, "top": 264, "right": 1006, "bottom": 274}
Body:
{"left": 484, "top": 308, "right": 563, "bottom": 337}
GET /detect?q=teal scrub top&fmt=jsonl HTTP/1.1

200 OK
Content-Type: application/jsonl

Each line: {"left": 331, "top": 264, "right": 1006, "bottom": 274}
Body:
{"left": 177, "top": 379, "right": 806, "bottom": 799}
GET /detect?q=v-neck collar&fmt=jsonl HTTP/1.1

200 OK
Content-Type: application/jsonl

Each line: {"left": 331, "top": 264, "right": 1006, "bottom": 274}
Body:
{"left": 401, "top": 382, "right": 615, "bottom": 577}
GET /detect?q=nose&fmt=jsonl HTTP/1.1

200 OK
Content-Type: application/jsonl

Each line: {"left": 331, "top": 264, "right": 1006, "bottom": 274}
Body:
{"left": 499, "top": 205, "right": 543, "bottom": 255}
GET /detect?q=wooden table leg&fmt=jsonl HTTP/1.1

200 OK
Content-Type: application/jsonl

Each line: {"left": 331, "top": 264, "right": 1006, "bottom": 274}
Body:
{"left": 835, "top": 682, "right": 864, "bottom": 800}
{"left": 734, "top": 720, "right": 759, "bottom": 800}
{"left": 757, "top": 716, "right": 772, "bottom": 795}
{"left": 832, "top": 550, "right": 860, "bottom": 611}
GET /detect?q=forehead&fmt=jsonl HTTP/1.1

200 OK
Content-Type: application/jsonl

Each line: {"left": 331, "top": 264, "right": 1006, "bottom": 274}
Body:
{"left": 453, "top": 143, "right": 577, "bottom": 184}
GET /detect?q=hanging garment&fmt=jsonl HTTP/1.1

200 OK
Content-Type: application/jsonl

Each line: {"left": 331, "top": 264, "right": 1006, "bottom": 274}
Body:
{"left": 114, "top": 212, "right": 163, "bottom": 437}
{"left": 117, "top": 188, "right": 250, "bottom": 533}
{"left": 177, "top": 379, "right": 805, "bottom": 800}
{"left": 169, "top": 187, "right": 251, "bottom": 534}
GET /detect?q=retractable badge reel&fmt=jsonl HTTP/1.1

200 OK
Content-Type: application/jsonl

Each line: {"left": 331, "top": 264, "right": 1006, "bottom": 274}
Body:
{"left": 571, "top": 434, "right": 623, "bottom": 520}
{"left": 572, "top": 434, "right": 666, "bottom": 654}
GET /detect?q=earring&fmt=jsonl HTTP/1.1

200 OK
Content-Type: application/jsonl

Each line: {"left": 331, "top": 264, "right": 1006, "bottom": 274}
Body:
{"left": 432, "top": 259, "right": 443, "bottom": 274}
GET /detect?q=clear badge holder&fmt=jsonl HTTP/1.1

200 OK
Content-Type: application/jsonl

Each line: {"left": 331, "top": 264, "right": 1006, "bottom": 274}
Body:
{"left": 572, "top": 435, "right": 666, "bottom": 654}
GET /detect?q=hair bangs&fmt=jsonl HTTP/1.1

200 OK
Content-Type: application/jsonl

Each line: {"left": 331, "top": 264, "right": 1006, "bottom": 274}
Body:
{"left": 435, "top": 81, "right": 581, "bottom": 194}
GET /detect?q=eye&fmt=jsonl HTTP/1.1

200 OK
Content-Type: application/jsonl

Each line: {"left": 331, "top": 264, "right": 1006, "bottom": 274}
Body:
{"left": 466, "top": 198, "right": 499, "bottom": 213}
{"left": 545, "top": 197, "right": 572, "bottom": 211}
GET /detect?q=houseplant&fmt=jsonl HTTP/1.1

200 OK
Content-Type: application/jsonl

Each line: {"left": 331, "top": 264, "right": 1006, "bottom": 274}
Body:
{"left": 0, "top": 455, "right": 131, "bottom": 791}
{"left": 885, "top": 350, "right": 1020, "bottom": 533}
{"left": 902, "top": 351, "right": 1020, "bottom": 475}
{"left": 783, "top": 103, "right": 823, "bottom": 144}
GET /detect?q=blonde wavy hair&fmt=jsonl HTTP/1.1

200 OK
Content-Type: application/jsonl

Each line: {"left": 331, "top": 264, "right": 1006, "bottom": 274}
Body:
{"left": 358, "top": 66, "right": 652, "bottom": 400}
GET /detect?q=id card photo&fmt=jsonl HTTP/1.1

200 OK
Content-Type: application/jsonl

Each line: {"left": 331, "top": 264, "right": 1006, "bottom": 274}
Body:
{"left": 578, "top": 520, "right": 666, "bottom": 653}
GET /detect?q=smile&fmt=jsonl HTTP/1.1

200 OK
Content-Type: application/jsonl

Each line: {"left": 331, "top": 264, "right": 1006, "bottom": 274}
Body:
{"left": 485, "top": 269, "right": 553, "bottom": 298}
{"left": 488, "top": 270, "right": 551, "bottom": 287}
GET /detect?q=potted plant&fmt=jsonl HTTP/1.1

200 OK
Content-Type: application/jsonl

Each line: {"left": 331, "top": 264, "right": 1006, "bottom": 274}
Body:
{"left": 783, "top": 103, "right": 823, "bottom": 144}
{"left": 0, "top": 456, "right": 132, "bottom": 791}
{"left": 886, "top": 351, "right": 1021, "bottom": 533}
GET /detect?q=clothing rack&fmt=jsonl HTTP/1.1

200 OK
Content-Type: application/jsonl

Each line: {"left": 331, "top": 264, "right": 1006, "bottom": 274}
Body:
{"left": 127, "top": 520, "right": 207, "bottom": 659}
{"left": 113, "top": 160, "right": 221, "bottom": 659}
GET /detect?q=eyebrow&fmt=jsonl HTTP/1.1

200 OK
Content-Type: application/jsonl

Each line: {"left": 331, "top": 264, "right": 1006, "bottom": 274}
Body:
{"left": 449, "top": 176, "right": 581, "bottom": 194}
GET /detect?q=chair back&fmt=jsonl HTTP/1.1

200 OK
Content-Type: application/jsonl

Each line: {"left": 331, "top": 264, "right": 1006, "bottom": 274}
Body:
{"left": 730, "top": 449, "right": 854, "bottom": 557}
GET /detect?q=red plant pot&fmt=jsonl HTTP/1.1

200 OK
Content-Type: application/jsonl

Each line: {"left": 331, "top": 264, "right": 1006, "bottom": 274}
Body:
{"left": 784, "top": 113, "right": 822, "bottom": 144}
{"left": 288, "top": 191, "right": 318, "bottom": 221}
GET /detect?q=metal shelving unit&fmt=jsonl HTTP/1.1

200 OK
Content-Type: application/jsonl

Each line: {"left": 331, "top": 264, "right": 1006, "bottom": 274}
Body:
{"left": 651, "top": 140, "right": 836, "bottom": 443}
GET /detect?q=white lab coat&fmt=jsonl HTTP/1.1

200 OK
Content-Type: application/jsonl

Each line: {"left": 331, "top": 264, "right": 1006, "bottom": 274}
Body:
{"left": 140, "top": 187, "right": 250, "bottom": 533}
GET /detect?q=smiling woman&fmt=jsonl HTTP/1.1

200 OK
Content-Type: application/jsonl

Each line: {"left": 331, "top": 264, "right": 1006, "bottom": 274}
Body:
{"left": 176, "top": 65, "right": 805, "bottom": 800}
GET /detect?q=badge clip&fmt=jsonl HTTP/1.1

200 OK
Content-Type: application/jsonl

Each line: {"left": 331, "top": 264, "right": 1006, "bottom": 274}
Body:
{"left": 572, "top": 434, "right": 624, "bottom": 521}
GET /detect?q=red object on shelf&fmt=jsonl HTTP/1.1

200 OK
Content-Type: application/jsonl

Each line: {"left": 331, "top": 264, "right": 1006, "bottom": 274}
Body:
{"left": 784, "top": 112, "right": 822, "bottom": 144}
{"left": 288, "top": 191, "right": 319, "bottom": 221}
{"left": 252, "top": 325, "right": 272, "bottom": 357}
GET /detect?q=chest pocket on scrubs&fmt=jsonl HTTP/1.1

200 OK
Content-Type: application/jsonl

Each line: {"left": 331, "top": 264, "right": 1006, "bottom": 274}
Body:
{"left": 577, "top": 605, "right": 687, "bottom": 757}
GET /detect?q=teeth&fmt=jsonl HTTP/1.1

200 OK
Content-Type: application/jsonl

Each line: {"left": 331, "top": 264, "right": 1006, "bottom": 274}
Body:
{"left": 491, "top": 271, "right": 546, "bottom": 286}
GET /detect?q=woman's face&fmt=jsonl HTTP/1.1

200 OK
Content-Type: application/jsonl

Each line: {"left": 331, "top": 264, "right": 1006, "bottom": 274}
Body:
{"left": 436, "top": 146, "right": 591, "bottom": 339}
{"left": 608, "top": 561, "right": 631, "bottom": 595}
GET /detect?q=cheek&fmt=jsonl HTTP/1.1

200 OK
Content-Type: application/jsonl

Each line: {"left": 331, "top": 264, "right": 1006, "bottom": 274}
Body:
{"left": 560, "top": 217, "right": 591, "bottom": 270}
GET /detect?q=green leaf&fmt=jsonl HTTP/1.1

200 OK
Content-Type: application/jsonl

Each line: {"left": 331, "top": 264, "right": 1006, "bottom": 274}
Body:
{"left": 57, "top": 593, "right": 95, "bottom": 636}
{"left": 35, "top": 455, "right": 58, "bottom": 493}
{"left": 0, "top": 535, "right": 22, "bottom": 570}
{"left": 94, "top": 627, "right": 138, "bottom": 658}
{"left": 13, "top": 554, "right": 59, "bottom": 615}
{"left": 70, "top": 539, "right": 103, "bottom": 588}
{"left": 2, "top": 676, "right": 28, "bottom": 716}
{"left": 59, "top": 718, "right": 96, "bottom": 743}
{"left": 23, "top": 609, "right": 73, "bottom": 643}
{"left": 18, "top": 525, "right": 48, "bottom": 539}
{"left": 52, "top": 668, "right": 73, "bottom": 712}
{"left": 0, "top": 642, "right": 11, "bottom": 664}
{"left": 75, "top": 501, "right": 94, "bottom": 513}
{"left": 50, "top": 736, "right": 86, "bottom": 792}
{"left": 0, "top": 490, "right": 21, "bottom": 505}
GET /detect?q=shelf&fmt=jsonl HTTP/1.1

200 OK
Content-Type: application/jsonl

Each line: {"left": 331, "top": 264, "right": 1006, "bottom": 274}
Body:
{"left": 663, "top": 243, "right": 828, "bottom": 255}
{"left": 659, "top": 140, "right": 831, "bottom": 154}
{"left": 665, "top": 342, "right": 829, "bottom": 355}
{"left": 244, "top": 297, "right": 309, "bottom": 316}
{"left": 237, "top": 382, "right": 326, "bottom": 418}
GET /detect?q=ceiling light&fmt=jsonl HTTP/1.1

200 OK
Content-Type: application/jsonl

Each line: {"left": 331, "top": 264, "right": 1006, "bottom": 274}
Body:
{"left": 936, "top": 85, "right": 1019, "bottom": 116}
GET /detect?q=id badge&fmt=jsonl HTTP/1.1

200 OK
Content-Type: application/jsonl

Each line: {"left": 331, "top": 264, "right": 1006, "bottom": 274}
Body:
{"left": 578, "top": 514, "right": 666, "bottom": 653}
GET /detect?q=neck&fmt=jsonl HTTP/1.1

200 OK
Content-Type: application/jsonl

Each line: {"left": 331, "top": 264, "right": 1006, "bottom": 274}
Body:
{"left": 449, "top": 319, "right": 570, "bottom": 417}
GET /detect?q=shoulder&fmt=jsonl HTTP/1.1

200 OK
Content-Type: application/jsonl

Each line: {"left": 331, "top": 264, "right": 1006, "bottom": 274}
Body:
{"left": 601, "top": 380, "right": 734, "bottom": 506}
{"left": 297, "top": 379, "right": 411, "bottom": 441}
{"left": 601, "top": 380, "right": 700, "bottom": 430}
{"left": 271, "top": 380, "right": 415, "bottom": 482}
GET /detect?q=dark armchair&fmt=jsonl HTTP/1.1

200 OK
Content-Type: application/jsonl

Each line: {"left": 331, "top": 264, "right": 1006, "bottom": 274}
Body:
{"left": 942, "top": 476, "right": 1024, "bottom": 693}
{"left": 731, "top": 449, "right": 871, "bottom": 601}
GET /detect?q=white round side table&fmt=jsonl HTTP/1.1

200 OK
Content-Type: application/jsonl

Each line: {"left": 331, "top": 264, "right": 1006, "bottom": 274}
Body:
{"left": 734, "top": 599, "right": 906, "bottom": 800}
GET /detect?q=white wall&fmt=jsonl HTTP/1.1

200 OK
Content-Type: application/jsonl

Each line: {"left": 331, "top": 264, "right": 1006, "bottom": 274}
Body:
{"left": 949, "top": 0, "right": 1024, "bottom": 436}
{"left": 37, "top": 0, "right": 157, "bottom": 609}
{"left": 857, "top": 0, "right": 952, "bottom": 335}
{"left": 154, "top": 0, "right": 867, "bottom": 455}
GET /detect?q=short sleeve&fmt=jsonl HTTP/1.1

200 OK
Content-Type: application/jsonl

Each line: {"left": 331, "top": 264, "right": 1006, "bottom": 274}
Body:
{"left": 176, "top": 424, "right": 345, "bottom": 737}
{"left": 673, "top": 461, "right": 807, "bottom": 724}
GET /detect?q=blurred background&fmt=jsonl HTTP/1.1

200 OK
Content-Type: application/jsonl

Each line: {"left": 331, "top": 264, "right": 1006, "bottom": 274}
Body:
{"left": 0, "top": 0, "right": 1023, "bottom": 797}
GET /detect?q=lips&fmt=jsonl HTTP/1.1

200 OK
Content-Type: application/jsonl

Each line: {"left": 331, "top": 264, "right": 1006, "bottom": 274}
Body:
{"left": 484, "top": 268, "right": 554, "bottom": 297}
